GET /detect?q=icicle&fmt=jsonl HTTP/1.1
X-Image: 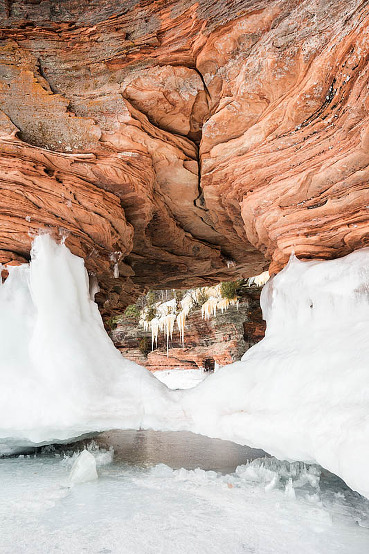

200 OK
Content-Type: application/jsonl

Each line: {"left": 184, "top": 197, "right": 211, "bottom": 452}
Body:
{"left": 175, "top": 293, "right": 194, "bottom": 345}
{"left": 58, "top": 227, "right": 70, "bottom": 245}
{"left": 201, "top": 295, "right": 238, "bottom": 321}
{"left": 201, "top": 297, "right": 218, "bottom": 320}
{"left": 163, "top": 313, "right": 176, "bottom": 356}
{"left": 150, "top": 318, "right": 160, "bottom": 351}
{"left": 140, "top": 287, "right": 240, "bottom": 351}
{"left": 88, "top": 274, "right": 100, "bottom": 300}
{"left": 247, "top": 271, "right": 270, "bottom": 287}
{"left": 176, "top": 311, "right": 186, "bottom": 345}
{"left": 226, "top": 259, "right": 236, "bottom": 268}
{"left": 110, "top": 251, "right": 122, "bottom": 279}
{"left": 218, "top": 297, "right": 230, "bottom": 313}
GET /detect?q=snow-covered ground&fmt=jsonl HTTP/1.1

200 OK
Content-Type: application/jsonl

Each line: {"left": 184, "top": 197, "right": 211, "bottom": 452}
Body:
{"left": 153, "top": 369, "right": 209, "bottom": 389}
{"left": 2, "top": 235, "right": 369, "bottom": 500}
{"left": 1, "top": 443, "right": 369, "bottom": 554}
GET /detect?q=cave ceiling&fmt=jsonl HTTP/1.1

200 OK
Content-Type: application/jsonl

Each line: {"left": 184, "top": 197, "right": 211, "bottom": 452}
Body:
{"left": 0, "top": 0, "right": 368, "bottom": 314}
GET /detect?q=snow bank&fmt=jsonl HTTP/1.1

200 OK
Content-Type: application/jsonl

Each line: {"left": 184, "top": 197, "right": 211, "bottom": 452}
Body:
{"left": 2, "top": 235, "right": 369, "bottom": 498}
{"left": 153, "top": 369, "right": 208, "bottom": 389}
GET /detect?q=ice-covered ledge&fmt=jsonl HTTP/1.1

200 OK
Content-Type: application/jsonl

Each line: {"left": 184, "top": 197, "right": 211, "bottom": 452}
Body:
{"left": 1, "top": 235, "right": 369, "bottom": 498}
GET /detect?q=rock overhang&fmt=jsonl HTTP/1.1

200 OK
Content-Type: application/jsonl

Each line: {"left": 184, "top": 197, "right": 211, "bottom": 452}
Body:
{"left": 0, "top": 0, "right": 368, "bottom": 314}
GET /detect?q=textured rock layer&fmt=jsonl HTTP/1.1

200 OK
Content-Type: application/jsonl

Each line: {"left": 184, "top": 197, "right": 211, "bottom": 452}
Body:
{"left": 111, "top": 286, "right": 265, "bottom": 371}
{"left": 0, "top": 1, "right": 368, "bottom": 312}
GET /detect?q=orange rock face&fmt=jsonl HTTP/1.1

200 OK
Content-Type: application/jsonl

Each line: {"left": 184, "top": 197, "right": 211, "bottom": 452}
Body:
{"left": 111, "top": 287, "right": 264, "bottom": 370}
{"left": 0, "top": 1, "right": 368, "bottom": 312}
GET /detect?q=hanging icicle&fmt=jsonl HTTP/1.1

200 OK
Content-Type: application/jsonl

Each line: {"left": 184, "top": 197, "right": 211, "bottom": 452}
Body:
{"left": 247, "top": 271, "right": 270, "bottom": 287}
{"left": 202, "top": 295, "right": 238, "bottom": 320}
{"left": 140, "top": 283, "right": 240, "bottom": 351}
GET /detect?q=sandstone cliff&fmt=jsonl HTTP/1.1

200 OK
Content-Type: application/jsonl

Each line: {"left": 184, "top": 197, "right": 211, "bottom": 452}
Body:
{"left": 0, "top": 1, "right": 368, "bottom": 313}
{"left": 111, "top": 286, "right": 265, "bottom": 370}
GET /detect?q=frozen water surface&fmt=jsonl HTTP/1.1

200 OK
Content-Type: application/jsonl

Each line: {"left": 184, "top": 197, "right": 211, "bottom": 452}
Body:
{"left": 1, "top": 430, "right": 369, "bottom": 554}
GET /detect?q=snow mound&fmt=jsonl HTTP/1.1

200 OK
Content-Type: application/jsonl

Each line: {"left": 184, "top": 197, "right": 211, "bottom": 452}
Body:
{"left": 153, "top": 369, "right": 208, "bottom": 389}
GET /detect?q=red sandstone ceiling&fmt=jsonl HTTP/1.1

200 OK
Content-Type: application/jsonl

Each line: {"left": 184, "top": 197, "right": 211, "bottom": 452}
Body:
{"left": 0, "top": 0, "right": 368, "bottom": 313}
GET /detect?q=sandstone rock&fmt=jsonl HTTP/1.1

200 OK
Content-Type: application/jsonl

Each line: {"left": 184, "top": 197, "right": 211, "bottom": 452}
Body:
{"left": 0, "top": 1, "right": 368, "bottom": 312}
{"left": 111, "top": 286, "right": 265, "bottom": 370}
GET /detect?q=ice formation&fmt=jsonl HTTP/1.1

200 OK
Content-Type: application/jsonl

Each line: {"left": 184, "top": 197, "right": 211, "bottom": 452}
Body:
{"left": 142, "top": 298, "right": 177, "bottom": 353}
{"left": 176, "top": 293, "right": 194, "bottom": 344}
{"left": 142, "top": 292, "right": 199, "bottom": 350}
{"left": 201, "top": 293, "right": 238, "bottom": 320}
{"left": 2, "top": 235, "right": 369, "bottom": 499}
{"left": 0, "top": 234, "right": 180, "bottom": 446}
{"left": 182, "top": 251, "right": 369, "bottom": 498}
{"left": 246, "top": 270, "right": 270, "bottom": 287}
{"left": 141, "top": 284, "right": 239, "bottom": 348}
{"left": 88, "top": 274, "right": 100, "bottom": 301}
{"left": 69, "top": 450, "right": 98, "bottom": 484}
{"left": 109, "top": 251, "right": 122, "bottom": 279}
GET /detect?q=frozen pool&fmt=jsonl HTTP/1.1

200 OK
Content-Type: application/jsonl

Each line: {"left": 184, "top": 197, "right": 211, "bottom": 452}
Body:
{"left": 1, "top": 430, "right": 369, "bottom": 554}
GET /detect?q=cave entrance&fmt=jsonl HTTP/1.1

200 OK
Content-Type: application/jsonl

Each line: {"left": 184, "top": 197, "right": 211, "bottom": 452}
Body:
{"left": 108, "top": 276, "right": 268, "bottom": 379}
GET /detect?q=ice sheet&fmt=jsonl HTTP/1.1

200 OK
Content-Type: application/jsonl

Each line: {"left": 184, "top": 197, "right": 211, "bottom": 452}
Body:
{"left": 1, "top": 449, "right": 369, "bottom": 554}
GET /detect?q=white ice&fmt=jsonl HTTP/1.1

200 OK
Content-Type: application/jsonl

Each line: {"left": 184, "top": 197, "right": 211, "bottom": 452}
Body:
{"left": 182, "top": 251, "right": 369, "bottom": 498}
{"left": 1, "top": 450, "right": 369, "bottom": 554}
{"left": 0, "top": 235, "right": 180, "bottom": 446}
{"left": 153, "top": 368, "right": 209, "bottom": 389}
{"left": 69, "top": 450, "right": 98, "bottom": 485}
{"left": 2, "top": 235, "right": 369, "bottom": 499}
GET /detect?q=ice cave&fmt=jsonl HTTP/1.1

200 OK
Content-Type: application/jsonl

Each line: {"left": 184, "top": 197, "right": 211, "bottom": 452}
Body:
{"left": 1, "top": 0, "right": 369, "bottom": 553}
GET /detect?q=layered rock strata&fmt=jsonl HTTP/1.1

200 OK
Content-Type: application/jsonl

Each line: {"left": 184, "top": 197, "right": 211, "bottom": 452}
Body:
{"left": 111, "top": 286, "right": 265, "bottom": 370}
{"left": 0, "top": 1, "right": 368, "bottom": 312}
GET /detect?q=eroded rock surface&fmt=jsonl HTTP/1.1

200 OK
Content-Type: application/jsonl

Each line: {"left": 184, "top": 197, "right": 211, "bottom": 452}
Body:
{"left": 111, "top": 286, "right": 265, "bottom": 370}
{"left": 0, "top": 0, "right": 368, "bottom": 312}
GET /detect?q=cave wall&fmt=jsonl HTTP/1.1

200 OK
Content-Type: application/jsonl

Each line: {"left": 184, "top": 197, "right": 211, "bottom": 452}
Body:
{"left": 111, "top": 286, "right": 265, "bottom": 370}
{"left": 0, "top": 0, "right": 368, "bottom": 314}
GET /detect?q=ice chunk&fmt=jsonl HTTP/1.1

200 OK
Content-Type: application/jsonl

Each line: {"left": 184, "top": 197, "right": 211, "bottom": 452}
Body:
{"left": 69, "top": 450, "right": 98, "bottom": 484}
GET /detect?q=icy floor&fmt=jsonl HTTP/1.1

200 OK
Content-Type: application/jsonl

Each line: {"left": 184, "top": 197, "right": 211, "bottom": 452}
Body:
{"left": 1, "top": 433, "right": 369, "bottom": 554}
{"left": 152, "top": 368, "right": 209, "bottom": 389}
